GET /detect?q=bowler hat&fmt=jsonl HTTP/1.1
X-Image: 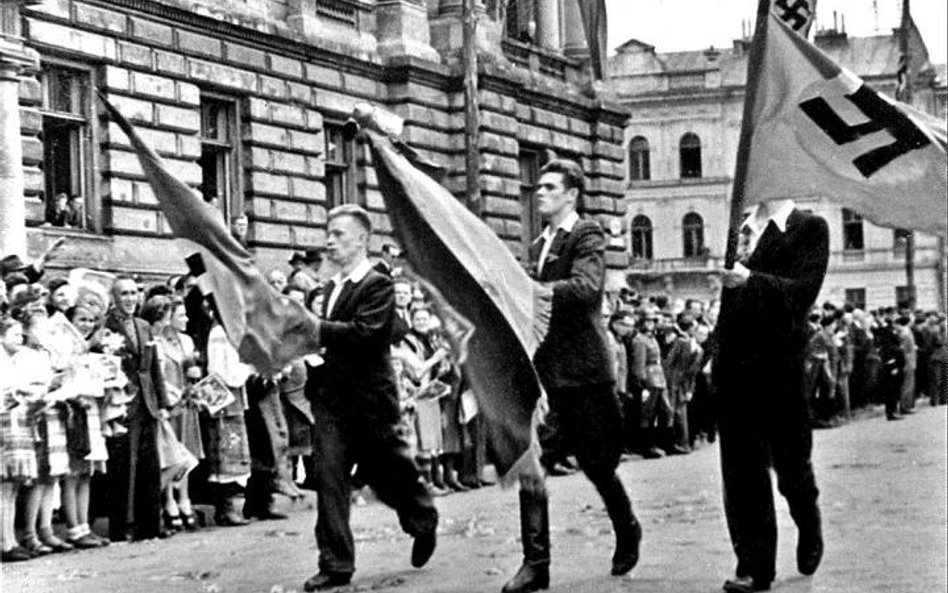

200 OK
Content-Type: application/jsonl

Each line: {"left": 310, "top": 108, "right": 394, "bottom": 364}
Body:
{"left": 288, "top": 251, "right": 307, "bottom": 265}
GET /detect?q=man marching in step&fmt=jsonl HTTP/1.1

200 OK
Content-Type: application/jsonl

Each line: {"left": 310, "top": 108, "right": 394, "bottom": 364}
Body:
{"left": 502, "top": 159, "right": 642, "bottom": 593}
{"left": 303, "top": 204, "right": 438, "bottom": 592}
{"left": 715, "top": 198, "right": 829, "bottom": 593}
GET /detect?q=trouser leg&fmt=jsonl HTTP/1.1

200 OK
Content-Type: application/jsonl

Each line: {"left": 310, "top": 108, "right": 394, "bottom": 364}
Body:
{"left": 719, "top": 421, "right": 777, "bottom": 583}
{"left": 311, "top": 408, "right": 355, "bottom": 575}
{"left": 358, "top": 421, "right": 438, "bottom": 538}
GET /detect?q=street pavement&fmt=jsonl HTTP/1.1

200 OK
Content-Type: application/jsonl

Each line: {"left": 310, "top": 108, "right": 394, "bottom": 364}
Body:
{"left": 2, "top": 403, "right": 945, "bottom": 593}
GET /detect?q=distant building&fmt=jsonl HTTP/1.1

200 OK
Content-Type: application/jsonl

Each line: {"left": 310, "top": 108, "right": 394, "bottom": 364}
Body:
{"left": 0, "top": 0, "right": 629, "bottom": 283}
{"left": 608, "top": 20, "right": 946, "bottom": 311}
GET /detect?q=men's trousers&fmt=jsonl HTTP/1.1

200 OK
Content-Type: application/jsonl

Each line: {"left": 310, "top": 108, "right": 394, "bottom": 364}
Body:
{"left": 311, "top": 400, "right": 438, "bottom": 575}
{"left": 718, "top": 412, "right": 820, "bottom": 584}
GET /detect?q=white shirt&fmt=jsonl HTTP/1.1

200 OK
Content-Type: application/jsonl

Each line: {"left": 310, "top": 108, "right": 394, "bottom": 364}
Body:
{"left": 739, "top": 199, "right": 795, "bottom": 261}
{"left": 537, "top": 211, "right": 579, "bottom": 275}
{"left": 326, "top": 257, "right": 374, "bottom": 318}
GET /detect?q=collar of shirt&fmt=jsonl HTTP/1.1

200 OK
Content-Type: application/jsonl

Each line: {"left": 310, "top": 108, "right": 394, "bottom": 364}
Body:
{"left": 539, "top": 211, "right": 579, "bottom": 243}
{"left": 328, "top": 257, "right": 374, "bottom": 289}
{"left": 742, "top": 199, "right": 795, "bottom": 236}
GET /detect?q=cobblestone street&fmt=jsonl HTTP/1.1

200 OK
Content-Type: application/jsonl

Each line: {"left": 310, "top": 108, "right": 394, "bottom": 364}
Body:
{"left": 2, "top": 404, "right": 945, "bottom": 593}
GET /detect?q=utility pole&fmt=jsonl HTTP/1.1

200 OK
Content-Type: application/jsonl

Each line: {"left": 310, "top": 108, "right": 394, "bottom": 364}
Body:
{"left": 897, "top": 0, "right": 916, "bottom": 308}
{"left": 462, "top": 0, "right": 482, "bottom": 216}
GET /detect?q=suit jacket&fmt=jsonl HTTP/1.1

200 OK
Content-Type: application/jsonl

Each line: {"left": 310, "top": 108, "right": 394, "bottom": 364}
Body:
{"left": 104, "top": 311, "right": 169, "bottom": 420}
{"left": 529, "top": 218, "right": 614, "bottom": 389}
{"left": 714, "top": 209, "right": 829, "bottom": 414}
{"left": 312, "top": 266, "right": 400, "bottom": 424}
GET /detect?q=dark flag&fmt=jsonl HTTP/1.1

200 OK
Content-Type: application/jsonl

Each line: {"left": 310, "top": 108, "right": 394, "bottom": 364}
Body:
{"left": 359, "top": 118, "right": 552, "bottom": 481}
{"left": 99, "top": 94, "right": 322, "bottom": 373}
{"left": 578, "top": 0, "right": 608, "bottom": 80}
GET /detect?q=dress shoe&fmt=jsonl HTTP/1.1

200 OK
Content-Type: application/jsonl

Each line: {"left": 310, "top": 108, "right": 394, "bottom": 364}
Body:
{"left": 302, "top": 571, "right": 352, "bottom": 591}
{"left": 458, "top": 478, "right": 482, "bottom": 490}
{"left": 501, "top": 562, "right": 550, "bottom": 592}
{"left": 180, "top": 512, "right": 199, "bottom": 531}
{"left": 886, "top": 414, "right": 904, "bottom": 421}
{"left": 40, "top": 536, "right": 74, "bottom": 553}
{"left": 642, "top": 447, "right": 665, "bottom": 459}
{"left": 215, "top": 510, "right": 250, "bottom": 527}
{"left": 667, "top": 445, "right": 691, "bottom": 456}
{"left": 67, "top": 534, "right": 103, "bottom": 550}
{"left": 722, "top": 575, "right": 772, "bottom": 592}
{"left": 21, "top": 538, "right": 52, "bottom": 556}
{"left": 1, "top": 546, "right": 33, "bottom": 562}
{"left": 611, "top": 520, "right": 642, "bottom": 576}
{"left": 410, "top": 530, "right": 437, "bottom": 568}
{"left": 797, "top": 527, "right": 824, "bottom": 575}
{"left": 444, "top": 473, "right": 470, "bottom": 492}
{"left": 243, "top": 507, "right": 288, "bottom": 521}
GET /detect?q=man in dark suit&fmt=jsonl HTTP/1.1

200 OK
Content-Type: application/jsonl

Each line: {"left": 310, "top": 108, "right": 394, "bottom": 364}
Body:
{"left": 104, "top": 276, "right": 169, "bottom": 542}
{"left": 390, "top": 277, "right": 412, "bottom": 345}
{"left": 303, "top": 205, "right": 438, "bottom": 592}
{"left": 503, "top": 159, "right": 641, "bottom": 593}
{"left": 715, "top": 199, "right": 829, "bottom": 592}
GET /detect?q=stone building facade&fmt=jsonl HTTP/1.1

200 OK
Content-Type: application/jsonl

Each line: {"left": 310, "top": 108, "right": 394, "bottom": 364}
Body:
{"left": 608, "top": 22, "right": 947, "bottom": 311}
{"left": 0, "top": 0, "right": 628, "bottom": 285}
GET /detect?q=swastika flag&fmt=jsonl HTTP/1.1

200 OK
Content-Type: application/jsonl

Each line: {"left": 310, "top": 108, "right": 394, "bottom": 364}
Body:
{"left": 744, "top": 13, "right": 947, "bottom": 237}
{"left": 771, "top": 0, "right": 817, "bottom": 38}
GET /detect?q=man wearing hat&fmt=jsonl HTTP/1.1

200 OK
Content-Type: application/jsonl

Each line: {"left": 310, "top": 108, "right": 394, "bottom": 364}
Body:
{"left": 288, "top": 248, "right": 321, "bottom": 293}
{"left": 1, "top": 237, "right": 66, "bottom": 284}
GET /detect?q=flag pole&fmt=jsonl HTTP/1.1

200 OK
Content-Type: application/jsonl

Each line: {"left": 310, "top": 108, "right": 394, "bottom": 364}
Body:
{"left": 897, "top": 0, "right": 916, "bottom": 308}
{"left": 462, "top": 0, "right": 482, "bottom": 216}
{"left": 723, "top": 0, "right": 773, "bottom": 269}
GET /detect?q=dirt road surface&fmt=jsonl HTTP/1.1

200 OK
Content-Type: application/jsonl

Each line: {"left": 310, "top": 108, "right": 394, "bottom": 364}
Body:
{"left": 3, "top": 404, "right": 945, "bottom": 593}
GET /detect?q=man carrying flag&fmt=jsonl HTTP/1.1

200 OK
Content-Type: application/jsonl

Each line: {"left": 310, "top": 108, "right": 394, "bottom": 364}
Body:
{"left": 714, "top": 0, "right": 945, "bottom": 591}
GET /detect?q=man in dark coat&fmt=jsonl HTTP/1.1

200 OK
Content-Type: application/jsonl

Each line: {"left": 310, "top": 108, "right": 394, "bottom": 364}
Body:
{"left": 503, "top": 159, "right": 641, "bottom": 593}
{"left": 714, "top": 199, "right": 829, "bottom": 592}
{"left": 104, "top": 276, "right": 170, "bottom": 542}
{"left": 303, "top": 205, "right": 438, "bottom": 592}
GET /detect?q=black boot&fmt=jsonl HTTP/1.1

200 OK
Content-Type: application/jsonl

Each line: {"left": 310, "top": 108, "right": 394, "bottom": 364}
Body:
{"left": 215, "top": 483, "right": 250, "bottom": 527}
{"left": 597, "top": 473, "right": 642, "bottom": 576}
{"left": 794, "top": 505, "right": 823, "bottom": 576}
{"left": 502, "top": 490, "right": 550, "bottom": 592}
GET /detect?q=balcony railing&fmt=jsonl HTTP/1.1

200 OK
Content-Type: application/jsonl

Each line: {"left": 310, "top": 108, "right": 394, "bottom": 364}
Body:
{"left": 501, "top": 38, "right": 575, "bottom": 82}
{"left": 628, "top": 255, "right": 724, "bottom": 273}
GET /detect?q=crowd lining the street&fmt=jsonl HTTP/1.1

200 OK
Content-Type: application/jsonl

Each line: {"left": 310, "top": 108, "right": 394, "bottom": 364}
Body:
{"left": 0, "top": 238, "right": 945, "bottom": 564}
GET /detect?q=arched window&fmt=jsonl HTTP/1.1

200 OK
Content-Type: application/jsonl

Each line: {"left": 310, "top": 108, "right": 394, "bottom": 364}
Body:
{"left": 628, "top": 136, "right": 650, "bottom": 181}
{"left": 630, "top": 215, "right": 653, "bottom": 260}
{"left": 682, "top": 212, "right": 705, "bottom": 257}
{"left": 679, "top": 133, "right": 702, "bottom": 178}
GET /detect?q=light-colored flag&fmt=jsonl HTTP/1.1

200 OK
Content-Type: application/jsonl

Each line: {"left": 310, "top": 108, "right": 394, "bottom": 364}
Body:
{"left": 743, "top": 12, "right": 947, "bottom": 237}
{"left": 99, "top": 95, "right": 322, "bottom": 373}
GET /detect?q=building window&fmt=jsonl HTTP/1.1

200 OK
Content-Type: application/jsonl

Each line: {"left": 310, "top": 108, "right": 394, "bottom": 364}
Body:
{"left": 628, "top": 136, "right": 650, "bottom": 181}
{"left": 324, "top": 122, "right": 362, "bottom": 208}
{"left": 682, "top": 212, "right": 705, "bottom": 258}
{"left": 844, "top": 288, "right": 866, "bottom": 311}
{"left": 199, "top": 95, "right": 240, "bottom": 220}
{"left": 519, "top": 149, "right": 542, "bottom": 259}
{"left": 41, "top": 63, "right": 93, "bottom": 229}
{"left": 895, "top": 285, "right": 913, "bottom": 308}
{"left": 842, "top": 208, "right": 864, "bottom": 250}
{"left": 630, "top": 214, "right": 653, "bottom": 260}
{"left": 679, "top": 132, "right": 702, "bottom": 178}
{"left": 505, "top": 0, "right": 535, "bottom": 43}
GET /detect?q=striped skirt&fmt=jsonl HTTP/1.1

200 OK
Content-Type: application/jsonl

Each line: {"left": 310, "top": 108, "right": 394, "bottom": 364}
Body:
{"left": 36, "top": 406, "right": 70, "bottom": 478}
{"left": 0, "top": 407, "right": 38, "bottom": 481}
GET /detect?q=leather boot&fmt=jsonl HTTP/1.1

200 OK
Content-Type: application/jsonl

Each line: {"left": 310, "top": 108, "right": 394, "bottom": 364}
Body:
{"left": 215, "top": 483, "right": 250, "bottom": 527}
{"left": 597, "top": 473, "right": 642, "bottom": 576}
{"left": 502, "top": 490, "right": 550, "bottom": 592}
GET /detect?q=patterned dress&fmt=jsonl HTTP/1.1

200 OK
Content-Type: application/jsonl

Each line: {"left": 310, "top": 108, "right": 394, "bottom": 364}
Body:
{"left": 1, "top": 347, "right": 38, "bottom": 481}
{"left": 15, "top": 347, "right": 70, "bottom": 479}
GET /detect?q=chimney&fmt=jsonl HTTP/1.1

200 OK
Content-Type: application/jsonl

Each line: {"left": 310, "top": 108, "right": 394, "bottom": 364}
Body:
{"left": 704, "top": 45, "right": 721, "bottom": 62}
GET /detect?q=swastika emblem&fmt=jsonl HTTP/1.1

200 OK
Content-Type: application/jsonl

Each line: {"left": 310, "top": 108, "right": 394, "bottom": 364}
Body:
{"left": 774, "top": 0, "right": 812, "bottom": 32}
{"left": 799, "top": 85, "right": 932, "bottom": 178}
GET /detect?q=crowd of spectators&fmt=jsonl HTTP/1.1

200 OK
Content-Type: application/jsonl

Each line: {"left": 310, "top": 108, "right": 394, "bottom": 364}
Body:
{"left": 0, "top": 242, "right": 491, "bottom": 563}
{"left": 1, "top": 240, "right": 945, "bottom": 563}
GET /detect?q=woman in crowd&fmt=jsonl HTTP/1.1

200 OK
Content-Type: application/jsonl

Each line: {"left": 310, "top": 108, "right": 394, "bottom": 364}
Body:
{"left": 152, "top": 296, "right": 204, "bottom": 532}
{"left": 204, "top": 304, "right": 253, "bottom": 526}
{"left": 17, "top": 310, "right": 74, "bottom": 555}
{"left": 60, "top": 300, "right": 110, "bottom": 549}
{"left": 1, "top": 317, "right": 37, "bottom": 561}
